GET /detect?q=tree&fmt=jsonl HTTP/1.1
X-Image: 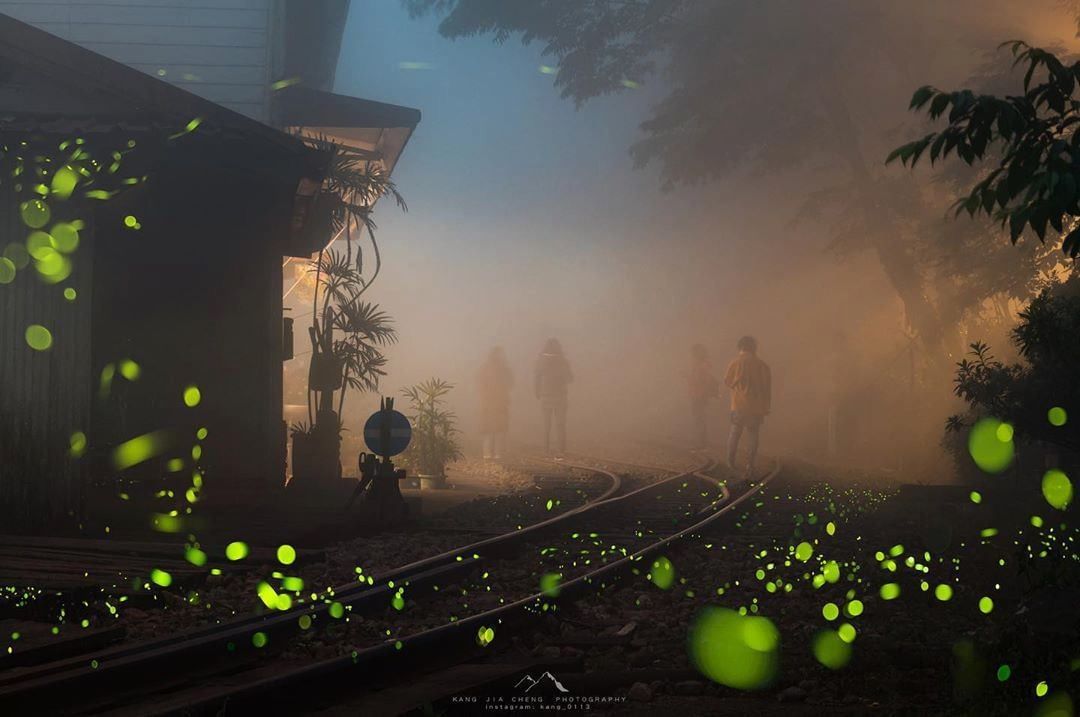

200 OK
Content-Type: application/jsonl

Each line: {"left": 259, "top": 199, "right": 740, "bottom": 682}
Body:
{"left": 889, "top": 42, "right": 1080, "bottom": 258}
{"left": 404, "top": 0, "right": 1059, "bottom": 362}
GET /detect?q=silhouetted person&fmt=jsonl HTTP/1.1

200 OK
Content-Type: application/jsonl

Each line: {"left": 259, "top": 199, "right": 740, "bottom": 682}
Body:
{"left": 687, "top": 344, "right": 718, "bottom": 450}
{"left": 535, "top": 338, "right": 573, "bottom": 458}
{"left": 477, "top": 346, "right": 513, "bottom": 460}
{"left": 724, "top": 335, "right": 771, "bottom": 480}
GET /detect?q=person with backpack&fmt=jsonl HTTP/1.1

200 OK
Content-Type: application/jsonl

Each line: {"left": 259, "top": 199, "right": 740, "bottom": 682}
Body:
{"left": 477, "top": 346, "right": 513, "bottom": 460}
{"left": 534, "top": 338, "right": 573, "bottom": 458}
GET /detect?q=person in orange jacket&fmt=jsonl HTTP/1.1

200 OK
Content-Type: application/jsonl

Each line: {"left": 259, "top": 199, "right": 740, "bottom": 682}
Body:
{"left": 724, "top": 335, "right": 771, "bottom": 479}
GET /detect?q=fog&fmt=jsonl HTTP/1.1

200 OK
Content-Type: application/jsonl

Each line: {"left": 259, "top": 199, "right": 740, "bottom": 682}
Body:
{"left": 285, "top": 1, "right": 1080, "bottom": 479}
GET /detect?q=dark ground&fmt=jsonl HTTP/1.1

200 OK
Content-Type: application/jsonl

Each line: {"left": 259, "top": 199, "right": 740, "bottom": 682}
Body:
{"left": 3, "top": 450, "right": 1079, "bottom": 716}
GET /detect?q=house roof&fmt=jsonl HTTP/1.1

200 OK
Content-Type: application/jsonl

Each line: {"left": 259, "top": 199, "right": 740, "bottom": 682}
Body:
{"left": 0, "top": 11, "right": 322, "bottom": 176}
{"left": 274, "top": 85, "right": 421, "bottom": 175}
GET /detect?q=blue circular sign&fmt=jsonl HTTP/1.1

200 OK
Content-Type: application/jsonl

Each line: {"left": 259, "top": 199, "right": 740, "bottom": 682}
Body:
{"left": 363, "top": 408, "right": 412, "bottom": 457}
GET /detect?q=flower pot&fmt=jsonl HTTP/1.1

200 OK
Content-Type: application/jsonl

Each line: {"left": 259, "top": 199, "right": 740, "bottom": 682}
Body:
{"left": 418, "top": 473, "right": 447, "bottom": 490}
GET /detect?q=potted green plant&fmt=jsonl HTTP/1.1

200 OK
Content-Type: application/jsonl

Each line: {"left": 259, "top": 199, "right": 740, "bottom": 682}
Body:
{"left": 400, "top": 379, "right": 464, "bottom": 489}
{"left": 290, "top": 136, "right": 403, "bottom": 486}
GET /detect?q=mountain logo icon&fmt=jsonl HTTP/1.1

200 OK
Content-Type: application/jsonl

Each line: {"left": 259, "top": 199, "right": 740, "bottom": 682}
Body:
{"left": 514, "top": 671, "right": 570, "bottom": 693}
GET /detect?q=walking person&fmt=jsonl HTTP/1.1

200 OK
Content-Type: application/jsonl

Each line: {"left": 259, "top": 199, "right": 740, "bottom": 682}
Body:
{"left": 724, "top": 335, "right": 771, "bottom": 480}
{"left": 687, "top": 344, "right": 719, "bottom": 450}
{"left": 477, "top": 346, "right": 513, "bottom": 460}
{"left": 535, "top": 338, "right": 573, "bottom": 458}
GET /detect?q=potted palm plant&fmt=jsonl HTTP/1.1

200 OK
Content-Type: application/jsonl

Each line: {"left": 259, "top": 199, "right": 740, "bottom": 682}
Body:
{"left": 289, "top": 136, "right": 404, "bottom": 487}
{"left": 400, "top": 379, "right": 464, "bottom": 489}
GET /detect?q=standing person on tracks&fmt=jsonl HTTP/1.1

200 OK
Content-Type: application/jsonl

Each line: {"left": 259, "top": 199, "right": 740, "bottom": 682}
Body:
{"left": 687, "top": 344, "right": 719, "bottom": 451}
{"left": 477, "top": 346, "right": 514, "bottom": 461}
{"left": 724, "top": 335, "right": 771, "bottom": 481}
{"left": 534, "top": 338, "right": 573, "bottom": 460}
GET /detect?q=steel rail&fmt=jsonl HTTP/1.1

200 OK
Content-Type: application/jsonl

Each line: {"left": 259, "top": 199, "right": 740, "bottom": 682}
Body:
{"left": 0, "top": 457, "right": 708, "bottom": 708}
{"left": 88, "top": 457, "right": 778, "bottom": 715}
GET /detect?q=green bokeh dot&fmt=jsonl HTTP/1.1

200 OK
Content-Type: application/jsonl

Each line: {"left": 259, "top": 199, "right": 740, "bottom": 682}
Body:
{"left": 277, "top": 544, "right": 296, "bottom": 565}
{"left": 183, "top": 385, "right": 201, "bottom": 408}
{"left": 225, "top": 541, "right": 249, "bottom": 561}
{"left": 20, "top": 199, "right": 50, "bottom": 228}
{"left": 1042, "top": 470, "right": 1073, "bottom": 510}
{"left": 968, "top": 418, "right": 1015, "bottom": 474}
{"left": 880, "top": 583, "right": 900, "bottom": 600}
{"left": 25, "top": 324, "right": 52, "bottom": 351}
{"left": 1048, "top": 407, "right": 1068, "bottom": 427}
{"left": 0, "top": 258, "right": 14, "bottom": 284}
{"left": 688, "top": 607, "right": 780, "bottom": 690}
{"left": 812, "top": 629, "right": 852, "bottom": 669}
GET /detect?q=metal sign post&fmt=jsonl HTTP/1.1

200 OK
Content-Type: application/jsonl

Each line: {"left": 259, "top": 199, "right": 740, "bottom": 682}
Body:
{"left": 347, "top": 398, "right": 412, "bottom": 515}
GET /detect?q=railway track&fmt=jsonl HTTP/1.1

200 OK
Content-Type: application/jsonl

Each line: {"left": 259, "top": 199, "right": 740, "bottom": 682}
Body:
{"left": 0, "top": 453, "right": 778, "bottom": 714}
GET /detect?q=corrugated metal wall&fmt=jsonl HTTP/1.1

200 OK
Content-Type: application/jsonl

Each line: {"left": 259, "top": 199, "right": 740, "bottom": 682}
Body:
{"left": 0, "top": 0, "right": 275, "bottom": 121}
{"left": 0, "top": 191, "right": 93, "bottom": 529}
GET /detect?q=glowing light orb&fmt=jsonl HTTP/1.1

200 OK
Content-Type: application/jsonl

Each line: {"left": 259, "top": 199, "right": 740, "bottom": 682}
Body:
{"left": 298, "top": 614, "right": 312, "bottom": 630}
{"left": 979, "top": 596, "right": 994, "bottom": 614}
{"left": 649, "top": 556, "right": 675, "bottom": 589}
{"left": 51, "top": 223, "right": 79, "bottom": 253}
{"left": 822, "top": 603, "right": 839, "bottom": 621}
{"left": 0, "top": 258, "right": 14, "bottom": 284}
{"left": 25, "top": 324, "right": 52, "bottom": 351}
{"left": 997, "top": 664, "right": 1011, "bottom": 682}
{"left": 845, "top": 599, "right": 864, "bottom": 617}
{"left": 1048, "top": 407, "right": 1068, "bottom": 427}
{"left": 4, "top": 243, "right": 29, "bottom": 269}
{"left": 252, "top": 632, "right": 267, "bottom": 648}
{"left": 183, "top": 385, "right": 201, "bottom": 408}
{"left": 812, "top": 629, "right": 852, "bottom": 669}
{"left": 51, "top": 166, "right": 79, "bottom": 199}
{"left": 968, "top": 418, "right": 1015, "bottom": 474}
{"left": 69, "top": 431, "right": 87, "bottom": 458}
{"left": 277, "top": 544, "right": 296, "bottom": 565}
{"left": 837, "top": 623, "right": 857, "bottom": 643}
{"left": 225, "top": 541, "right": 249, "bottom": 561}
{"left": 150, "top": 569, "right": 172, "bottom": 587}
{"left": 20, "top": 199, "right": 50, "bottom": 228}
{"left": 1042, "top": 470, "right": 1073, "bottom": 510}
{"left": 119, "top": 360, "right": 140, "bottom": 381}
{"left": 185, "top": 547, "right": 207, "bottom": 567}
{"left": 540, "top": 572, "right": 563, "bottom": 597}
{"left": 688, "top": 607, "right": 780, "bottom": 690}
{"left": 329, "top": 602, "right": 345, "bottom": 619}
{"left": 477, "top": 625, "right": 495, "bottom": 646}
{"left": 880, "top": 583, "right": 900, "bottom": 600}
{"left": 256, "top": 582, "right": 277, "bottom": 609}
{"left": 112, "top": 431, "right": 169, "bottom": 470}
{"left": 935, "top": 584, "right": 953, "bottom": 602}
{"left": 795, "top": 542, "right": 814, "bottom": 561}
{"left": 63, "top": 287, "right": 76, "bottom": 301}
